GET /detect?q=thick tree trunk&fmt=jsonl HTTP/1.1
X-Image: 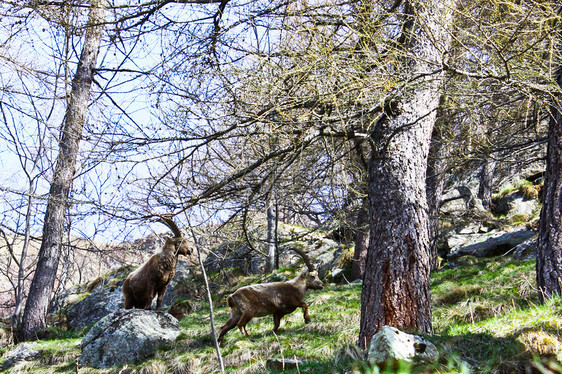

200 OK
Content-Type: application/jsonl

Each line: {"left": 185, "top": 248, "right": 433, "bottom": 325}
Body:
{"left": 359, "top": 0, "right": 456, "bottom": 348}
{"left": 16, "top": 0, "right": 107, "bottom": 342}
{"left": 536, "top": 67, "right": 562, "bottom": 303}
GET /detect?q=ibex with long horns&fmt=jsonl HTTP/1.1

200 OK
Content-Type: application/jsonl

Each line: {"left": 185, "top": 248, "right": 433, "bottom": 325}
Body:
{"left": 122, "top": 215, "right": 192, "bottom": 310}
{"left": 218, "top": 248, "right": 324, "bottom": 344}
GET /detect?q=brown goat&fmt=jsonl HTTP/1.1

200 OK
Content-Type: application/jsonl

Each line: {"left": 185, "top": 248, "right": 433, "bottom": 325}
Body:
{"left": 122, "top": 216, "right": 192, "bottom": 310}
{"left": 218, "top": 268, "right": 324, "bottom": 344}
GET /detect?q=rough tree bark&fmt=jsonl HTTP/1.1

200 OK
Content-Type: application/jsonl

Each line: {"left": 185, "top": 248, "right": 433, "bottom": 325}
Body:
{"left": 426, "top": 123, "right": 451, "bottom": 269}
{"left": 359, "top": 0, "right": 456, "bottom": 348}
{"left": 351, "top": 197, "right": 369, "bottom": 280}
{"left": 16, "top": 0, "right": 107, "bottom": 342}
{"left": 350, "top": 139, "right": 370, "bottom": 281}
{"left": 536, "top": 64, "right": 562, "bottom": 303}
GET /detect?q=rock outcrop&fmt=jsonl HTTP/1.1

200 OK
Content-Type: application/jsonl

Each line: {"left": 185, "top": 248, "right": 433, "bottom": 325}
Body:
{"left": 79, "top": 309, "right": 180, "bottom": 369}
{"left": 59, "top": 261, "right": 192, "bottom": 331}
{"left": 447, "top": 229, "right": 536, "bottom": 260}
{"left": 1, "top": 343, "right": 41, "bottom": 371}
{"left": 65, "top": 274, "right": 126, "bottom": 331}
{"left": 204, "top": 236, "right": 344, "bottom": 279}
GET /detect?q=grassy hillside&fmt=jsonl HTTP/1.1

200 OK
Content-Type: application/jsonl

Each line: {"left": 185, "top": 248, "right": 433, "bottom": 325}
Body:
{"left": 2, "top": 257, "right": 562, "bottom": 373}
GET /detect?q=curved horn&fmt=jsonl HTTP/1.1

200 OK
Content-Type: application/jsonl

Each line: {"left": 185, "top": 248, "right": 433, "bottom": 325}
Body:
{"left": 289, "top": 246, "right": 315, "bottom": 272}
{"left": 157, "top": 214, "right": 182, "bottom": 237}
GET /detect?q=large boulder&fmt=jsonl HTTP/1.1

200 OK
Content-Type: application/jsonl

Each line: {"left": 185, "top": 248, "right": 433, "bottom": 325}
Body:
{"left": 440, "top": 186, "right": 484, "bottom": 215}
{"left": 447, "top": 228, "right": 536, "bottom": 259}
{"left": 279, "top": 239, "right": 343, "bottom": 279}
{"left": 161, "top": 261, "right": 193, "bottom": 306}
{"left": 493, "top": 191, "right": 540, "bottom": 219}
{"left": 512, "top": 237, "right": 538, "bottom": 261}
{"left": 367, "top": 326, "right": 439, "bottom": 365}
{"left": 64, "top": 261, "right": 192, "bottom": 330}
{"left": 64, "top": 268, "right": 128, "bottom": 330}
{"left": 79, "top": 309, "right": 180, "bottom": 369}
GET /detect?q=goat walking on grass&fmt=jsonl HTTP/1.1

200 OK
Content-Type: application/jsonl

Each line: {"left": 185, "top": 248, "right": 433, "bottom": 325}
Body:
{"left": 122, "top": 216, "right": 192, "bottom": 310}
{"left": 218, "top": 266, "right": 324, "bottom": 344}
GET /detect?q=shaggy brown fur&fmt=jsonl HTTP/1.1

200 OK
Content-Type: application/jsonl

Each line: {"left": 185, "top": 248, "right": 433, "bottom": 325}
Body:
{"left": 218, "top": 270, "right": 324, "bottom": 344}
{"left": 122, "top": 217, "right": 191, "bottom": 310}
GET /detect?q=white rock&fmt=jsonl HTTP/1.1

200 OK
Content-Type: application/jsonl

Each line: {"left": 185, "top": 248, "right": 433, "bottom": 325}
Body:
{"left": 367, "top": 326, "right": 439, "bottom": 365}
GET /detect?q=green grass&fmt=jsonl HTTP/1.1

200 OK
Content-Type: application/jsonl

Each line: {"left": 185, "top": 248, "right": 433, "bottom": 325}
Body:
{"left": 2, "top": 257, "right": 562, "bottom": 373}
{"left": 496, "top": 179, "right": 539, "bottom": 200}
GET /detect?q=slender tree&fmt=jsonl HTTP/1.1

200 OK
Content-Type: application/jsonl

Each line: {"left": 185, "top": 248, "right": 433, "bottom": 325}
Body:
{"left": 17, "top": 0, "right": 107, "bottom": 342}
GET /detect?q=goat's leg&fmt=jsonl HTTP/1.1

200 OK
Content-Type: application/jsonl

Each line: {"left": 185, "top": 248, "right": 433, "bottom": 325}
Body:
{"left": 123, "top": 282, "right": 134, "bottom": 309}
{"left": 155, "top": 285, "right": 168, "bottom": 310}
{"left": 237, "top": 311, "right": 255, "bottom": 336}
{"left": 299, "top": 302, "right": 311, "bottom": 323}
{"left": 143, "top": 286, "right": 156, "bottom": 310}
{"left": 272, "top": 313, "right": 284, "bottom": 333}
{"left": 123, "top": 297, "right": 133, "bottom": 309}
{"left": 218, "top": 310, "right": 241, "bottom": 344}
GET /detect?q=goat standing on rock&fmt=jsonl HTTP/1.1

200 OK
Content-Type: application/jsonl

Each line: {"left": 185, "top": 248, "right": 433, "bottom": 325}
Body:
{"left": 218, "top": 262, "right": 324, "bottom": 344}
{"left": 122, "top": 216, "right": 192, "bottom": 310}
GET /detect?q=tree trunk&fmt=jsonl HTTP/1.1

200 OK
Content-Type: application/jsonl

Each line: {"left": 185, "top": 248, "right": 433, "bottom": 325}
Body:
{"left": 536, "top": 66, "right": 562, "bottom": 303}
{"left": 12, "top": 188, "right": 35, "bottom": 330}
{"left": 265, "top": 196, "right": 278, "bottom": 273}
{"left": 351, "top": 197, "right": 369, "bottom": 280}
{"left": 16, "top": 0, "right": 107, "bottom": 342}
{"left": 359, "top": 0, "right": 456, "bottom": 348}
{"left": 426, "top": 118, "right": 451, "bottom": 269}
{"left": 478, "top": 157, "right": 497, "bottom": 211}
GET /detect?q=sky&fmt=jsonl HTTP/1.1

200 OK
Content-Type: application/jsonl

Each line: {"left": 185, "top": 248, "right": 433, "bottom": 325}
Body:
{"left": 0, "top": 1, "right": 270, "bottom": 243}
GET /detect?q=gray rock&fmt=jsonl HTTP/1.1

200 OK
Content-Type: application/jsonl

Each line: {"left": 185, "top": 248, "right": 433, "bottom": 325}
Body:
{"left": 66, "top": 261, "right": 192, "bottom": 330}
{"left": 49, "top": 285, "right": 83, "bottom": 313}
{"left": 440, "top": 186, "right": 481, "bottom": 215}
{"left": 507, "top": 196, "right": 540, "bottom": 221}
{"left": 313, "top": 239, "right": 344, "bottom": 278}
{"left": 161, "top": 260, "right": 193, "bottom": 306}
{"left": 2, "top": 342, "right": 40, "bottom": 370}
{"left": 367, "top": 326, "right": 438, "bottom": 365}
{"left": 448, "top": 229, "right": 536, "bottom": 259}
{"left": 279, "top": 239, "right": 342, "bottom": 279}
{"left": 512, "top": 237, "right": 538, "bottom": 261}
{"left": 79, "top": 309, "right": 180, "bottom": 369}
{"left": 204, "top": 241, "right": 263, "bottom": 275}
{"left": 328, "top": 267, "right": 346, "bottom": 283}
{"left": 66, "top": 276, "right": 125, "bottom": 331}
{"left": 447, "top": 233, "right": 477, "bottom": 250}
{"left": 494, "top": 192, "right": 540, "bottom": 220}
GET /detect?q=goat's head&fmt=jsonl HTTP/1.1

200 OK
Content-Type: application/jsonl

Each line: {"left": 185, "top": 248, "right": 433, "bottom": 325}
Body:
{"left": 159, "top": 215, "right": 192, "bottom": 256}
{"left": 290, "top": 246, "right": 324, "bottom": 290}
{"left": 305, "top": 270, "right": 324, "bottom": 290}
{"left": 166, "top": 236, "right": 192, "bottom": 256}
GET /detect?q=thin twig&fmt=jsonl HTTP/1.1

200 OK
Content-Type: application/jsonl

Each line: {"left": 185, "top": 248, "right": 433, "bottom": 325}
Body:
{"left": 184, "top": 215, "right": 225, "bottom": 374}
